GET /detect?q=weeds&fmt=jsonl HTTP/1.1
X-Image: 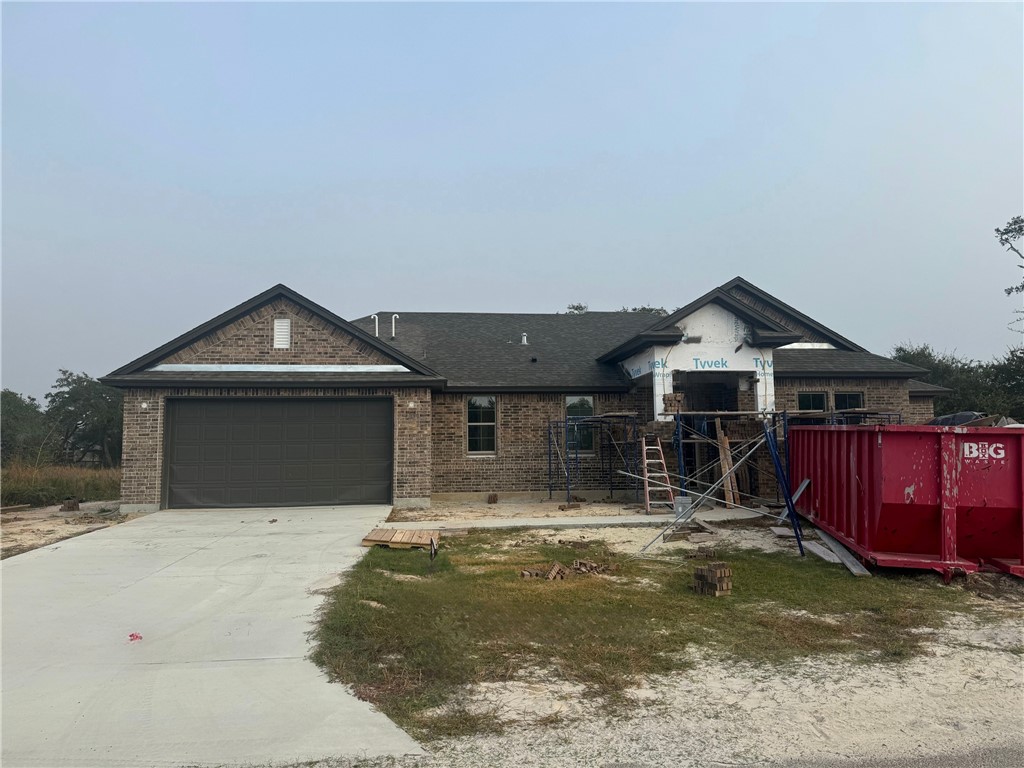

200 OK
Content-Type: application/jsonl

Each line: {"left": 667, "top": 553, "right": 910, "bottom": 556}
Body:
{"left": 311, "top": 530, "right": 977, "bottom": 740}
{"left": 0, "top": 462, "right": 121, "bottom": 506}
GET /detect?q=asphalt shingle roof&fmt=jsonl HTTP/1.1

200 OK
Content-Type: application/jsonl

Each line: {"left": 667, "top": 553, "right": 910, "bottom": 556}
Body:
{"left": 773, "top": 349, "right": 927, "bottom": 378}
{"left": 351, "top": 312, "right": 659, "bottom": 390}
{"left": 907, "top": 379, "right": 953, "bottom": 395}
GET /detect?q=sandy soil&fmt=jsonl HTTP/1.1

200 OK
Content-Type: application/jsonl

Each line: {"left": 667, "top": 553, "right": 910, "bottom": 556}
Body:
{"left": 387, "top": 499, "right": 652, "bottom": 523}
{"left": 494, "top": 520, "right": 800, "bottom": 557}
{"left": 416, "top": 611, "right": 1023, "bottom": 767}
{"left": 0, "top": 500, "right": 141, "bottom": 558}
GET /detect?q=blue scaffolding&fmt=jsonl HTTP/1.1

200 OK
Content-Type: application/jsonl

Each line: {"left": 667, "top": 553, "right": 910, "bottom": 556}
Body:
{"left": 547, "top": 413, "right": 642, "bottom": 504}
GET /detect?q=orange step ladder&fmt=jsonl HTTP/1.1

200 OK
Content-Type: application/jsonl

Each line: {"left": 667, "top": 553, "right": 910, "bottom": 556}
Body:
{"left": 642, "top": 435, "right": 675, "bottom": 514}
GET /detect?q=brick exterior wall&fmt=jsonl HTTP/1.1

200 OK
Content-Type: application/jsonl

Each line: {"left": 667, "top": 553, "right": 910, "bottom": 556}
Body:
{"left": 431, "top": 391, "right": 650, "bottom": 495}
{"left": 163, "top": 299, "right": 393, "bottom": 366}
{"left": 774, "top": 377, "right": 912, "bottom": 416}
{"left": 906, "top": 395, "right": 937, "bottom": 425}
{"left": 121, "top": 386, "right": 432, "bottom": 507}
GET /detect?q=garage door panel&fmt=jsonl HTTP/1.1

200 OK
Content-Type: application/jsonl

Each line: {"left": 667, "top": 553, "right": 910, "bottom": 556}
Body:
{"left": 284, "top": 444, "right": 309, "bottom": 461}
{"left": 230, "top": 444, "right": 255, "bottom": 462}
{"left": 257, "top": 463, "right": 283, "bottom": 482}
{"left": 259, "top": 424, "right": 284, "bottom": 442}
{"left": 202, "top": 424, "right": 229, "bottom": 442}
{"left": 166, "top": 398, "right": 393, "bottom": 509}
{"left": 228, "top": 465, "right": 254, "bottom": 483}
{"left": 170, "top": 465, "right": 200, "bottom": 484}
{"left": 175, "top": 424, "right": 202, "bottom": 442}
{"left": 230, "top": 424, "right": 256, "bottom": 442}
{"left": 258, "top": 444, "right": 282, "bottom": 462}
{"left": 202, "top": 445, "right": 228, "bottom": 463}
{"left": 201, "top": 465, "right": 227, "bottom": 483}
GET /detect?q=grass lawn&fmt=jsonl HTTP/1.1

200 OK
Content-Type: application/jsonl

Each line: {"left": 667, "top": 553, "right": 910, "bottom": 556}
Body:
{"left": 311, "top": 527, "right": 976, "bottom": 741}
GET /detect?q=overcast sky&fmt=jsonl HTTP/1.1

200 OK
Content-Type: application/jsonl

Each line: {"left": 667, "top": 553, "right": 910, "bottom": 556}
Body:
{"left": 3, "top": 2, "right": 1022, "bottom": 401}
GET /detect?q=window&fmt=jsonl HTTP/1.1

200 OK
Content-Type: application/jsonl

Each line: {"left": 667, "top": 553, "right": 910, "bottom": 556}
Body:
{"left": 467, "top": 396, "right": 497, "bottom": 454}
{"left": 273, "top": 318, "right": 291, "bottom": 349}
{"left": 797, "top": 392, "right": 827, "bottom": 411}
{"left": 834, "top": 392, "right": 864, "bottom": 410}
{"left": 566, "top": 396, "right": 595, "bottom": 452}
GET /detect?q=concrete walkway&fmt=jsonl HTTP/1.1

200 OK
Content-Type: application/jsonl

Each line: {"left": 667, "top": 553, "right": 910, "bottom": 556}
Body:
{"left": 389, "top": 506, "right": 763, "bottom": 532}
{"left": 1, "top": 507, "right": 423, "bottom": 768}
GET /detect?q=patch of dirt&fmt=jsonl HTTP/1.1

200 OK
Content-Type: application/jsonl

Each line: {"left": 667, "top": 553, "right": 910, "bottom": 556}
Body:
{"left": 0, "top": 501, "right": 143, "bottom": 559}
{"left": 502, "top": 522, "right": 799, "bottom": 558}
{"left": 372, "top": 613, "right": 1024, "bottom": 768}
{"left": 387, "top": 499, "right": 648, "bottom": 523}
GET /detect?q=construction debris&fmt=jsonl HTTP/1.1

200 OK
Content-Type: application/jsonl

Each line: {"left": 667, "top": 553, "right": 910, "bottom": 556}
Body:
{"left": 519, "top": 559, "right": 619, "bottom": 579}
{"left": 684, "top": 545, "right": 719, "bottom": 559}
{"left": 60, "top": 498, "right": 80, "bottom": 513}
{"left": 362, "top": 528, "right": 441, "bottom": 550}
{"left": 804, "top": 541, "right": 841, "bottom": 564}
{"left": 571, "top": 559, "right": 618, "bottom": 575}
{"left": 558, "top": 503, "right": 581, "bottom": 511}
{"left": 487, "top": 493, "right": 498, "bottom": 504}
{"left": 692, "top": 561, "right": 733, "bottom": 597}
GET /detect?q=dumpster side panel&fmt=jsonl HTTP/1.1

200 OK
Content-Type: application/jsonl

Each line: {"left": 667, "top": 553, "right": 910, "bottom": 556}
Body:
{"left": 789, "top": 426, "right": 1024, "bottom": 576}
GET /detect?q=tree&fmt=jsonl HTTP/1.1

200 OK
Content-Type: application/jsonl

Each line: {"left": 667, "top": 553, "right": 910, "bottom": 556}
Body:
{"left": 618, "top": 305, "right": 669, "bottom": 316}
{"left": 0, "top": 389, "right": 57, "bottom": 465}
{"left": 43, "top": 371, "right": 123, "bottom": 467}
{"left": 891, "top": 343, "right": 1024, "bottom": 420}
{"left": 995, "top": 215, "right": 1024, "bottom": 295}
{"left": 565, "top": 302, "right": 589, "bottom": 314}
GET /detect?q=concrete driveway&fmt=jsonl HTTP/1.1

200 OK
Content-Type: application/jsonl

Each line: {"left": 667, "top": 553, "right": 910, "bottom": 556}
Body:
{"left": 1, "top": 507, "right": 424, "bottom": 767}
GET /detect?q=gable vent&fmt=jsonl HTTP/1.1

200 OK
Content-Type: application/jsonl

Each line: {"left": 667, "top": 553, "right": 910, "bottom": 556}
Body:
{"left": 273, "top": 318, "right": 291, "bottom": 349}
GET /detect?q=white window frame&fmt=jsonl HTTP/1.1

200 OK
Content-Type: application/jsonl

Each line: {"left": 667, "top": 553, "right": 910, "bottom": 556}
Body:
{"left": 467, "top": 395, "right": 497, "bottom": 455}
{"left": 273, "top": 318, "right": 292, "bottom": 349}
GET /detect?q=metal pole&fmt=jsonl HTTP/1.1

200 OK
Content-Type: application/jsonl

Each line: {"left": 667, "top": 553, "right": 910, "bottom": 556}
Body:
{"left": 637, "top": 436, "right": 767, "bottom": 553}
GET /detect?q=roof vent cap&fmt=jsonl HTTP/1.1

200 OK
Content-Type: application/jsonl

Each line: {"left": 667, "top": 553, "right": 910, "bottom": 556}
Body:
{"left": 521, "top": 333, "right": 528, "bottom": 345}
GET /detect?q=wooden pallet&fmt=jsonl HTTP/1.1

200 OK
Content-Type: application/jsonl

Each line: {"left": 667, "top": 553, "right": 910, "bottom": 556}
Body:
{"left": 361, "top": 528, "right": 440, "bottom": 549}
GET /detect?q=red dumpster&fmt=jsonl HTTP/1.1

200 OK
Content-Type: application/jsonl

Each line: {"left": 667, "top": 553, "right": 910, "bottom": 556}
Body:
{"left": 789, "top": 425, "right": 1024, "bottom": 580}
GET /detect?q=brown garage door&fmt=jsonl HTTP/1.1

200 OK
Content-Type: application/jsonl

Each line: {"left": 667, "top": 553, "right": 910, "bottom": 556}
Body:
{"left": 165, "top": 399, "right": 393, "bottom": 508}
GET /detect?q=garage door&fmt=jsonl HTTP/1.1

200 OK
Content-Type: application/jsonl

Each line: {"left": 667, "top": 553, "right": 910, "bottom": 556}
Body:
{"left": 165, "top": 399, "right": 393, "bottom": 508}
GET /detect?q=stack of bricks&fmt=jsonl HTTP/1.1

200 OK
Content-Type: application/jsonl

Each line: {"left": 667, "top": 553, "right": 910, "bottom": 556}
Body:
{"left": 692, "top": 561, "right": 733, "bottom": 597}
{"left": 662, "top": 392, "right": 686, "bottom": 413}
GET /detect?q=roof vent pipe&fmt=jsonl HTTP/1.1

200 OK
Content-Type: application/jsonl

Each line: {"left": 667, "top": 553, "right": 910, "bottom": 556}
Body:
{"left": 521, "top": 333, "right": 528, "bottom": 345}
{"left": 391, "top": 314, "right": 399, "bottom": 339}
{"left": 370, "top": 314, "right": 379, "bottom": 337}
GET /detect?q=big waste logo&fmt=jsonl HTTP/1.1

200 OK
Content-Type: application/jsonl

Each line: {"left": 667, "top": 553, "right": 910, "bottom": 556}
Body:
{"left": 962, "top": 442, "right": 1006, "bottom": 460}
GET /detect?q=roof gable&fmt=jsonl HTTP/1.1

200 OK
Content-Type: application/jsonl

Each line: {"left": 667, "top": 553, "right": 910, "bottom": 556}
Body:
{"left": 720, "top": 277, "right": 866, "bottom": 352}
{"left": 104, "top": 285, "right": 440, "bottom": 380}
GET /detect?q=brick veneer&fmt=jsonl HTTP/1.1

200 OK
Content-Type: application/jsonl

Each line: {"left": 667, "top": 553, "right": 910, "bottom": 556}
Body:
{"left": 774, "top": 377, "right": 912, "bottom": 416}
{"left": 121, "top": 386, "right": 432, "bottom": 509}
{"left": 431, "top": 391, "right": 650, "bottom": 495}
{"left": 163, "top": 299, "right": 393, "bottom": 366}
{"left": 906, "top": 395, "right": 937, "bottom": 425}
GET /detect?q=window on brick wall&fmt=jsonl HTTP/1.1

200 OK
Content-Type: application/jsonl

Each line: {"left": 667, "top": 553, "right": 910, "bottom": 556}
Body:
{"left": 797, "top": 392, "right": 827, "bottom": 411}
{"left": 467, "top": 396, "right": 497, "bottom": 454}
{"left": 834, "top": 392, "right": 864, "bottom": 410}
{"left": 566, "top": 395, "right": 595, "bottom": 452}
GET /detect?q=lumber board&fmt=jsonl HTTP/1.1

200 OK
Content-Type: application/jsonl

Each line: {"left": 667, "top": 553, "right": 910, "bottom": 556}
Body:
{"left": 804, "top": 541, "right": 841, "bottom": 564}
{"left": 714, "top": 418, "right": 738, "bottom": 508}
{"left": 361, "top": 528, "right": 440, "bottom": 549}
{"left": 815, "top": 528, "right": 871, "bottom": 577}
{"left": 694, "top": 519, "right": 721, "bottom": 535}
{"left": 770, "top": 526, "right": 796, "bottom": 538}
